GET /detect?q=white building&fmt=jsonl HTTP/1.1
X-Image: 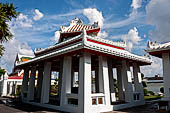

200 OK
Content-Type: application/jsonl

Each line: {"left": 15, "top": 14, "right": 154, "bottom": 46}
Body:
{"left": 15, "top": 18, "right": 152, "bottom": 113}
{"left": 146, "top": 41, "right": 170, "bottom": 106}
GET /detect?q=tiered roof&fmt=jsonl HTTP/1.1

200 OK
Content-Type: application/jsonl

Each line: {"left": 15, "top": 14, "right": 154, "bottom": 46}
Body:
{"left": 146, "top": 41, "right": 170, "bottom": 58}
{"left": 59, "top": 18, "right": 100, "bottom": 42}
{"left": 16, "top": 18, "right": 152, "bottom": 68}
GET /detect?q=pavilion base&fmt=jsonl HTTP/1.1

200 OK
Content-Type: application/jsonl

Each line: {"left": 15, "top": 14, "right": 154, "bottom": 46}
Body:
{"left": 22, "top": 99, "right": 145, "bottom": 113}
{"left": 112, "top": 100, "right": 145, "bottom": 110}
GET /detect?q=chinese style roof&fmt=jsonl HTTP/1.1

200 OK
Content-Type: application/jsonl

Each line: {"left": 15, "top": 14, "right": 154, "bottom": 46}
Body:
{"left": 16, "top": 29, "right": 152, "bottom": 68}
{"left": 146, "top": 41, "right": 170, "bottom": 58}
{"left": 15, "top": 53, "right": 35, "bottom": 66}
{"left": 59, "top": 18, "right": 100, "bottom": 42}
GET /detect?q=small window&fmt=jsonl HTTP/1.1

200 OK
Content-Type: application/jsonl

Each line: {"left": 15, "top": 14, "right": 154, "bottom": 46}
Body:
{"left": 92, "top": 98, "right": 97, "bottom": 105}
{"left": 98, "top": 98, "right": 103, "bottom": 104}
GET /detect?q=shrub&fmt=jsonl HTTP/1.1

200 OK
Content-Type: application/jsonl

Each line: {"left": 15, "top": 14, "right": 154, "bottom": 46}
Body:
{"left": 16, "top": 85, "right": 21, "bottom": 96}
{"left": 142, "top": 81, "right": 147, "bottom": 87}
{"left": 143, "top": 88, "right": 148, "bottom": 96}
{"left": 160, "top": 87, "right": 164, "bottom": 93}
{"left": 148, "top": 91, "right": 155, "bottom": 96}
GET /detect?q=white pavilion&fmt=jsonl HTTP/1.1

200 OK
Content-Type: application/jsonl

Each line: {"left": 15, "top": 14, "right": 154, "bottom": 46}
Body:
{"left": 15, "top": 18, "right": 152, "bottom": 113}
{"left": 146, "top": 41, "right": 170, "bottom": 107}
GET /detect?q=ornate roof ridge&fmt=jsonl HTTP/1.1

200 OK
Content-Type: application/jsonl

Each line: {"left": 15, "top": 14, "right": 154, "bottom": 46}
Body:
{"left": 34, "top": 33, "right": 82, "bottom": 55}
{"left": 86, "top": 35, "right": 126, "bottom": 48}
{"left": 60, "top": 18, "right": 99, "bottom": 33}
{"left": 146, "top": 41, "right": 170, "bottom": 52}
{"left": 84, "top": 38, "right": 152, "bottom": 64}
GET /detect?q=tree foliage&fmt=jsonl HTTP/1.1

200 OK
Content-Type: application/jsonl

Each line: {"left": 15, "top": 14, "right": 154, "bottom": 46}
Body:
{"left": 143, "top": 88, "right": 148, "bottom": 96}
{"left": 0, "top": 2, "right": 19, "bottom": 56}
{"left": 160, "top": 87, "right": 164, "bottom": 93}
{"left": 142, "top": 81, "right": 147, "bottom": 87}
{"left": 0, "top": 67, "right": 5, "bottom": 76}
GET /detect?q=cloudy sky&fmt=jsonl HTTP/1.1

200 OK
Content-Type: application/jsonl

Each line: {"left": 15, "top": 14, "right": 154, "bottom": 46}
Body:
{"left": 1, "top": 0, "right": 169, "bottom": 77}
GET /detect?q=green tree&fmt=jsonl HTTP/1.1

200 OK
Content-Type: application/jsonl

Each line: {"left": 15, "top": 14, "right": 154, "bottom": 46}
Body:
{"left": 0, "top": 67, "right": 5, "bottom": 76}
{"left": 142, "top": 81, "right": 147, "bottom": 87}
{"left": 160, "top": 87, "right": 164, "bottom": 93}
{"left": 0, "top": 2, "right": 19, "bottom": 56}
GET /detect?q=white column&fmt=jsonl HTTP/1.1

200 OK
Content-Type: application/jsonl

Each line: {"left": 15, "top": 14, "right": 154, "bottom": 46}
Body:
{"left": 58, "top": 60, "right": 63, "bottom": 101}
{"left": 117, "top": 66, "right": 124, "bottom": 101}
{"left": 121, "top": 60, "right": 134, "bottom": 103}
{"left": 95, "top": 67, "right": 99, "bottom": 93}
{"left": 60, "top": 56, "right": 72, "bottom": 106}
{"left": 78, "top": 52, "right": 92, "bottom": 113}
{"left": 9, "top": 82, "right": 13, "bottom": 96}
{"left": 1, "top": 73, "right": 8, "bottom": 96}
{"left": 21, "top": 68, "right": 29, "bottom": 99}
{"left": 98, "top": 56, "right": 104, "bottom": 93}
{"left": 133, "top": 62, "right": 144, "bottom": 101}
{"left": 41, "top": 62, "right": 51, "bottom": 104}
{"left": 99, "top": 56, "right": 111, "bottom": 106}
{"left": 162, "top": 53, "right": 170, "bottom": 100}
{"left": 108, "top": 58, "right": 116, "bottom": 102}
{"left": 36, "top": 68, "right": 43, "bottom": 99}
{"left": 27, "top": 66, "right": 36, "bottom": 101}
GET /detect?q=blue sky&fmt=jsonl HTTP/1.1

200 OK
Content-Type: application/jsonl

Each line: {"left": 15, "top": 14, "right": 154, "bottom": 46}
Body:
{"left": 1, "top": 0, "right": 170, "bottom": 77}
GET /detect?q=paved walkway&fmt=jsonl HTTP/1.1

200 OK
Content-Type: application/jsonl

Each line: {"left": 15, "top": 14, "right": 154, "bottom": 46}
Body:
{"left": 0, "top": 97, "right": 66, "bottom": 113}
{"left": 105, "top": 101, "right": 169, "bottom": 113}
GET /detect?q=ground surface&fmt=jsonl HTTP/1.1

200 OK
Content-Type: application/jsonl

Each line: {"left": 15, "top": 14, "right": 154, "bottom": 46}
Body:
{"left": 0, "top": 97, "right": 169, "bottom": 113}
{"left": 0, "top": 97, "right": 66, "bottom": 113}
{"left": 105, "top": 101, "right": 169, "bottom": 113}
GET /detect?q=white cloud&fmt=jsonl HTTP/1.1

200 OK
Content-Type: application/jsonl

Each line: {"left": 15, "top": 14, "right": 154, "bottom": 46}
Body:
{"left": 146, "top": 0, "right": 170, "bottom": 43}
{"left": 122, "top": 27, "right": 142, "bottom": 51}
{"left": 83, "top": 8, "right": 104, "bottom": 27}
{"left": 98, "top": 31, "right": 108, "bottom": 39}
{"left": 33, "top": 9, "right": 44, "bottom": 21}
{"left": 54, "top": 31, "right": 60, "bottom": 43}
{"left": 130, "top": 0, "right": 142, "bottom": 17}
{"left": 0, "top": 38, "right": 34, "bottom": 73}
{"left": 18, "top": 42, "right": 34, "bottom": 56}
{"left": 111, "top": 27, "right": 142, "bottom": 51}
{"left": 14, "top": 13, "right": 33, "bottom": 28}
{"left": 122, "top": 27, "right": 141, "bottom": 44}
{"left": 141, "top": 56, "right": 163, "bottom": 77}
{"left": 131, "top": 0, "right": 142, "bottom": 9}
{"left": 104, "top": 0, "right": 142, "bottom": 29}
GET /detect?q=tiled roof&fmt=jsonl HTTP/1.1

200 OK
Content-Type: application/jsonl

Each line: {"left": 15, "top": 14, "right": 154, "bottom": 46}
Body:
{"left": 60, "top": 18, "right": 99, "bottom": 33}
{"left": 16, "top": 30, "right": 152, "bottom": 67}
{"left": 146, "top": 41, "right": 170, "bottom": 52}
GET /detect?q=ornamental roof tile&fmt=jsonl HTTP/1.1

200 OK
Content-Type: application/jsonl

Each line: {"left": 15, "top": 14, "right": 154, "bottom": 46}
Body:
{"left": 60, "top": 18, "right": 99, "bottom": 33}
{"left": 146, "top": 41, "right": 170, "bottom": 52}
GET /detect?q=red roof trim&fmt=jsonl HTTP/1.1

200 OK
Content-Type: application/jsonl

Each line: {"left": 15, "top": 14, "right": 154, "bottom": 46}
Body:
{"left": 87, "top": 38, "right": 125, "bottom": 50}
{"left": 8, "top": 76, "right": 23, "bottom": 79}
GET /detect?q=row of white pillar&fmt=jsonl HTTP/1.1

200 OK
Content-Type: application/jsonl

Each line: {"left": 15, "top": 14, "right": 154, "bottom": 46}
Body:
{"left": 21, "top": 52, "right": 144, "bottom": 113}
{"left": 162, "top": 53, "right": 170, "bottom": 100}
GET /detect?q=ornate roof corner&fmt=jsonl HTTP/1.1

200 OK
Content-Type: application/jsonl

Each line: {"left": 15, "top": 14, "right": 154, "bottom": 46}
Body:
{"left": 147, "top": 41, "right": 160, "bottom": 49}
{"left": 60, "top": 26, "right": 66, "bottom": 32}
{"left": 70, "top": 18, "right": 83, "bottom": 25}
{"left": 34, "top": 48, "right": 44, "bottom": 54}
{"left": 92, "top": 21, "right": 99, "bottom": 28}
{"left": 120, "top": 40, "right": 127, "bottom": 48}
{"left": 144, "top": 54, "right": 151, "bottom": 59}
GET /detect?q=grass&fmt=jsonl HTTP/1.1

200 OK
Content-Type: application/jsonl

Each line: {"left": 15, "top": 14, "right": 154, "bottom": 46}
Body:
{"left": 144, "top": 95, "right": 162, "bottom": 101}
